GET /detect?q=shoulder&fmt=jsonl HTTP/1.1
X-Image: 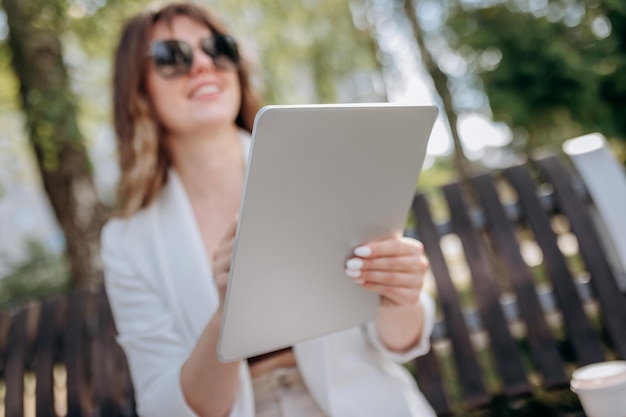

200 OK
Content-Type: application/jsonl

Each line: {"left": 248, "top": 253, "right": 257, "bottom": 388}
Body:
{"left": 100, "top": 202, "right": 166, "bottom": 290}
{"left": 101, "top": 205, "right": 155, "bottom": 249}
{"left": 102, "top": 169, "right": 180, "bottom": 247}
{"left": 100, "top": 196, "right": 168, "bottom": 273}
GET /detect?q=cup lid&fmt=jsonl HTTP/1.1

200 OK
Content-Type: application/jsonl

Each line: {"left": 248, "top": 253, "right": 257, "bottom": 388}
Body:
{"left": 571, "top": 361, "right": 626, "bottom": 392}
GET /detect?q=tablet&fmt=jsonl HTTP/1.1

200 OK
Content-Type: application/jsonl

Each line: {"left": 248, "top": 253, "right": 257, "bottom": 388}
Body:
{"left": 217, "top": 103, "right": 437, "bottom": 362}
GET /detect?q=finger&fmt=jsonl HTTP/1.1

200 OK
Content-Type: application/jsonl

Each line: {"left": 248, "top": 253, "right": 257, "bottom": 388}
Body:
{"left": 220, "top": 234, "right": 236, "bottom": 251}
{"left": 346, "top": 256, "right": 419, "bottom": 274}
{"left": 213, "top": 238, "right": 234, "bottom": 262}
{"left": 348, "top": 270, "right": 423, "bottom": 289}
{"left": 346, "top": 255, "right": 429, "bottom": 274}
{"left": 222, "top": 217, "right": 239, "bottom": 241}
{"left": 361, "top": 282, "right": 421, "bottom": 306}
{"left": 213, "top": 252, "right": 233, "bottom": 274}
{"left": 215, "top": 227, "right": 236, "bottom": 250}
{"left": 354, "top": 237, "right": 424, "bottom": 259}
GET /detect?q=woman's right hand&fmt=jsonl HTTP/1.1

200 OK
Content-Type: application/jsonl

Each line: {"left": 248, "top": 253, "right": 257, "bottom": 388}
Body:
{"left": 183, "top": 219, "right": 241, "bottom": 417}
{"left": 212, "top": 219, "right": 238, "bottom": 312}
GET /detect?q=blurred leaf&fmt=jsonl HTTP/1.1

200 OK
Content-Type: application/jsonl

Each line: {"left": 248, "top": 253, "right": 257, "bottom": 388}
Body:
{"left": 219, "top": 0, "right": 383, "bottom": 103}
{"left": 0, "top": 239, "right": 69, "bottom": 308}
{"left": 445, "top": 0, "right": 626, "bottom": 151}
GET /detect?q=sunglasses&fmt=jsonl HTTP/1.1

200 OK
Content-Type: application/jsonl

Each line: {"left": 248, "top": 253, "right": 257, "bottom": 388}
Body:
{"left": 149, "top": 34, "right": 240, "bottom": 78}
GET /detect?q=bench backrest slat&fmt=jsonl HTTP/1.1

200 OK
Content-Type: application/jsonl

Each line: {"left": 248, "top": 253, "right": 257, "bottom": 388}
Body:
{"left": 35, "top": 297, "right": 61, "bottom": 417}
{"left": 92, "top": 288, "right": 121, "bottom": 416}
{"left": 5, "top": 308, "right": 27, "bottom": 417}
{"left": 65, "top": 289, "right": 92, "bottom": 417}
{"left": 0, "top": 311, "right": 12, "bottom": 378}
{"left": 537, "top": 155, "right": 626, "bottom": 359}
{"left": 413, "top": 349, "right": 451, "bottom": 416}
{"left": 413, "top": 194, "right": 491, "bottom": 409}
{"left": 473, "top": 174, "right": 569, "bottom": 389}
{"left": 504, "top": 164, "right": 606, "bottom": 365}
{"left": 443, "top": 182, "right": 532, "bottom": 398}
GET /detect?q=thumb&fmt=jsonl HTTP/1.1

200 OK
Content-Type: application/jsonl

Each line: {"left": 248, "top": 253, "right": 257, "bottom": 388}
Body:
{"left": 224, "top": 215, "right": 239, "bottom": 239}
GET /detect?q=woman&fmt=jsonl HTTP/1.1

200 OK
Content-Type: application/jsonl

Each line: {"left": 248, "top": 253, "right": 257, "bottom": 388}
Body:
{"left": 101, "top": 2, "right": 437, "bottom": 417}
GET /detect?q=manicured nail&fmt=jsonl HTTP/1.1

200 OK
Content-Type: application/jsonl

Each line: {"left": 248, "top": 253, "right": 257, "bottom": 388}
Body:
{"left": 354, "top": 246, "right": 372, "bottom": 257}
{"left": 346, "top": 258, "right": 364, "bottom": 270}
{"left": 353, "top": 278, "right": 365, "bottom": 285}
{"left": 345, "top": 268, "right": 361, "bottom": 278}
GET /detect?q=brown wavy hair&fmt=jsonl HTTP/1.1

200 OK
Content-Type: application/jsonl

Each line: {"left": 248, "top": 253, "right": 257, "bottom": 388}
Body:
{"left": 113, "top": 1, "right": 261, "bottom": 217}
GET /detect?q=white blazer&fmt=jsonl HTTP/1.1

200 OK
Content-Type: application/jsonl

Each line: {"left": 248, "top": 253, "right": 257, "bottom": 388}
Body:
{"left": 101, "top": 134, "right": 437, "bottom": 417}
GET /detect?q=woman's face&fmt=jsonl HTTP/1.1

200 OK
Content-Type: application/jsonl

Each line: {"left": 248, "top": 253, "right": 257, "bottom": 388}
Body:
{"left": 145, "top": 16, "right": 241, "bottom": 137}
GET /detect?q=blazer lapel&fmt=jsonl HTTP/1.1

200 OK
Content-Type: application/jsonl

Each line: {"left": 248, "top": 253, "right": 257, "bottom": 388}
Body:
{"left": 155, "top": 130, "right": 252, "bottom": 341}
{"left": 157, "top": 171, "right": 219, "bottom": 340}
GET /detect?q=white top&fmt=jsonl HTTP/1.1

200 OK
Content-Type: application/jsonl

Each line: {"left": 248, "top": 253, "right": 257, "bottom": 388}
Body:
{"left": 101, "top": 132, "right": 437, "bottom": 417}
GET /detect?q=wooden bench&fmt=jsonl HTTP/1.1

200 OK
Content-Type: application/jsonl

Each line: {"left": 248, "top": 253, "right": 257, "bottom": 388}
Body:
{"left": 411, "top": 151, "right": 626, "bottom": 416}
{"left": 0, "top": 151, "right": 624, "bottom": 416}
{"left": 0, "top": 287, "right": 136, "bottom": 417}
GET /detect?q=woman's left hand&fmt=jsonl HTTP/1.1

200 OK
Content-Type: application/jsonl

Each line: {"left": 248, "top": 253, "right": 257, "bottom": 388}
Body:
{"left": 345, "top": 236, "right": 429, "bottom": 308}
{"left": 346, "top": 235, "right": 431, "bottom": 352}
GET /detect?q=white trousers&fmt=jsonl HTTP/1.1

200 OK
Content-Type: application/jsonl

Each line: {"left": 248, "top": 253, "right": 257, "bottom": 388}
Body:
{"left": 252, "top": 367, "right": 327, "bottom": 417}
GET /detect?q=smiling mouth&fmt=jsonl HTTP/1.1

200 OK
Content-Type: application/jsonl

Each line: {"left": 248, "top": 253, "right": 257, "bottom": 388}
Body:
{"left": 191, "top": 84, "right": 219, "bottom": 98}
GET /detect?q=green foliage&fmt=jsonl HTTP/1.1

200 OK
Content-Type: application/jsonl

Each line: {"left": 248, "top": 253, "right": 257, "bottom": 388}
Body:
{"left": 419, "top": 157, "right": 459, "bottom": 191}
{"left": 445, "top": 0, "right": 626, "bottom": 150}
{"left": 67, "top": 0, "right": 153, "bottom": 57}
{"left": 218, "top": 0, "right": 383, "bottom": 104}
{"left": 0, "top": 43, "right": 19, "bottom": 111}
{"left": 0, "top": 239, "right": 69, "bottom": 309}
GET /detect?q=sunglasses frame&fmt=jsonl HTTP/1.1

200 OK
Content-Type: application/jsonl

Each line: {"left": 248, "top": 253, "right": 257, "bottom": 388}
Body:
{"left": 148, "top": 33, "right": 240, "bottom": 79}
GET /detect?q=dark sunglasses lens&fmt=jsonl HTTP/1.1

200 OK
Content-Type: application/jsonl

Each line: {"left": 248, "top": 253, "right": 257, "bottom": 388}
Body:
{"left": 150, "top": 40, "right": 193, "bottom": 78}
{"left": 202, "top": 34, "right": 240, "bottom": 71}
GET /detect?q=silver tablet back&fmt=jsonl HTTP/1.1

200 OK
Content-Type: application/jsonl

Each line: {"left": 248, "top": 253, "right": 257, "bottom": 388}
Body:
{"left": 218, "top": 104, "right": 437, "bottom": 362}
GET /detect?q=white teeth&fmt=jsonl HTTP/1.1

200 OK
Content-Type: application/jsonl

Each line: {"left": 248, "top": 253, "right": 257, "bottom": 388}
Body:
{"left": 192, "top": 84, "right": 219, "bottom": 98}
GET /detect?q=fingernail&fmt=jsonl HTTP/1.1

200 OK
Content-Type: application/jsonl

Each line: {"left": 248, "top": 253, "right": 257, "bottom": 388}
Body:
{"left": 346, "top": 258, "right": 364, "bottom": 270}
{"left": 345, "top": 268, "right": 361, "bottom": 278}
{"left": 353, "top": 278, "right": 365, "bottom": 285}
{"left": 354, "top": 246, "right": 372, "bottom": 257}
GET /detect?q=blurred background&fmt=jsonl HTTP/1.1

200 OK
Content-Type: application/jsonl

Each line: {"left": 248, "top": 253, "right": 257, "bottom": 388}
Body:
{"left": 0, "top": 0, "right": 624, "bottom": 303}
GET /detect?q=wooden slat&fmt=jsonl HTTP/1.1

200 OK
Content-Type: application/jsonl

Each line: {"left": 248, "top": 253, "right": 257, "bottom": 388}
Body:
{"left": 24, "top": 302, "right": 41, "bottom": 371}
{"left": 473, "top": 174, "right": 569, "bottom": 388}
{"left": 92, "top": 287, "right": 121, "bottom": 416}
{"left": 443, "top": 182, "right": 531, "bottom": 398}
{"left": 413, "top": 349, "right": 452, "bottom": 416}
{"left": 0, "top": 310, "right": 12, "bottom": 377}
{"left": 413, "top": 193, "right": 490, "bottom": 409}
{"left": 53, "top": 296, "right": 68, "bottom": 366}
{"left": 65, "top": 289, "right": 93, "bottom": 417}
{"left": 35, "top": 297, "right": 61, "bottom": 417}
{"left": 116, "top": 341, "right": 138, "bottom": 417}
{"left": 5, "top": 307, "right": 28, "bottom": 417}
{"left": 537, "top": 155, "right": 626, "bottom": 359}
{"left": 505, "top": 164, "right": 605, "bottom": 365}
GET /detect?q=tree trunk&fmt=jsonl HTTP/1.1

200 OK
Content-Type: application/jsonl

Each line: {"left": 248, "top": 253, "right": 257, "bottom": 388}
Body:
{"left": 2, "top": 0, "right": 107, "bottom": 290}
{"left": 400, "top": 0, "right": 474, "bottom": 182}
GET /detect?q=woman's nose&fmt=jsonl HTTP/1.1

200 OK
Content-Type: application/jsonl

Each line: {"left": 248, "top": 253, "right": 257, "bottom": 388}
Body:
{"left": 189, "top": 48, "right": 215, "bottom": 76}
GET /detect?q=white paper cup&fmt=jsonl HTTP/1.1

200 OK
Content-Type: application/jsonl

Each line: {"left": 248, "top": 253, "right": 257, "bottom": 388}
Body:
{"left": 570, "top": 361, "right": 626, "bottom": 417}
